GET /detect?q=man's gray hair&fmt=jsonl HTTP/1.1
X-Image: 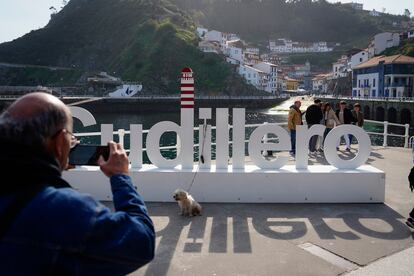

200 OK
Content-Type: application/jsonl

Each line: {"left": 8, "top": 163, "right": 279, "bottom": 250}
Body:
{"left": 0, "top": 105, "right": 69, "bottom": 148}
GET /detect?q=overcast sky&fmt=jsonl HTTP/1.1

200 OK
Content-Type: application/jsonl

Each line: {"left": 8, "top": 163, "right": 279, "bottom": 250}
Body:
{"left": 0, "top": 0, "right": 413, "bottom": 43}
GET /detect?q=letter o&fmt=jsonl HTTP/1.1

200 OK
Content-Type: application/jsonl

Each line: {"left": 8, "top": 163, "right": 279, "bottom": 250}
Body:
{"left": 248, "top": 124, "right": 290, "bottom": 169}
{"left": 324, "top": 125, "right": 371, "bottom": 169}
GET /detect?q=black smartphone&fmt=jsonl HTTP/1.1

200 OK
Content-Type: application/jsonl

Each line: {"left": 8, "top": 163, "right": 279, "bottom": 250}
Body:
{"left": 69, "top": 145, "right": 110, "bottom": 166}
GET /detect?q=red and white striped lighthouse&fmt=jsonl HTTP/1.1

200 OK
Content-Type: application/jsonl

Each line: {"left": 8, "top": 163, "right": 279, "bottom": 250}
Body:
{"left": 180, "top": 67, "right": 194, "bottom": 109}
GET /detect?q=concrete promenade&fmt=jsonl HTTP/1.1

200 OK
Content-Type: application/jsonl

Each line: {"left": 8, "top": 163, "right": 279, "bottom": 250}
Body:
{"left": 106, "top": 147, "right": 414, "bottom": 276}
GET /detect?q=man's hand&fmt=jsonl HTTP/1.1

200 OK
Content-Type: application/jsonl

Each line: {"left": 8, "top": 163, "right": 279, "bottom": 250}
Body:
{"left": 98, "top": 141, "right": 129, "bottom": 178}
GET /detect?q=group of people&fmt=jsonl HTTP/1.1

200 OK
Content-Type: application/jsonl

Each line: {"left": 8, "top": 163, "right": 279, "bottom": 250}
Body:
{"left": 288, "top": 98, "right": 364, "bottom": 155}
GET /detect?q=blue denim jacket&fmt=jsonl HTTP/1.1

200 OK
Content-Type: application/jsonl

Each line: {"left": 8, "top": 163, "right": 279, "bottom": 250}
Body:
{"left": 0, "top": 174, "right": 155, "bottom": 275}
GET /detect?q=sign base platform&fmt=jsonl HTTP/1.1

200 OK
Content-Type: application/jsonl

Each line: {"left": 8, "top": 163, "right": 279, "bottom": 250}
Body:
{"left": 63, "top": 165, "right": 385, "bottom": 203}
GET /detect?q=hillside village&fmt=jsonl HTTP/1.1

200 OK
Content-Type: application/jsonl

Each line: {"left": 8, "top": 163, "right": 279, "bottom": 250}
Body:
{"left": 197, "top": 24, "right": 414, "bottom": 99}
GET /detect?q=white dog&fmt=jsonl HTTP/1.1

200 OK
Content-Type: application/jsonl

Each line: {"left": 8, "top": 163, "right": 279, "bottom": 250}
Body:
{"left": 173, "top": 189, "right": 202, "bottom": 217}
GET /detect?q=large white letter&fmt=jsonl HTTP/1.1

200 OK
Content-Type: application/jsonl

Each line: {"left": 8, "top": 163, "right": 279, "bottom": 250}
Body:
{"left": 199, "top": 108, "right": 212, "bottom": 170}
{"left": 146, "top": 121, "right": 183, "bottom": 169}
{"left": 248, "top": 124, "right": 290, "bottom": 169}
{"left": 232, "top": 108, "right": 245, "bottom": 170}
{"left": 324, "top": 125, "right": 371, "bottom": 169}
{"left": 69, "top": 106, "right": 96, "bottom": 127}
{"left": 296, "top": 124, "right": 326, "bottom": 169}
{"left": 216, "top": 108, "right": 229, "bottom": 170}
{"left": 181, "top": 108, "right": 194, "bottom": 170}
{"left": 129, "top": 124, "right": 143, "bottom": 168}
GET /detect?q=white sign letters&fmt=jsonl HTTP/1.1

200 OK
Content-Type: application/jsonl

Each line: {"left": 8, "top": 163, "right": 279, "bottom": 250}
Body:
{"left": 69, "top": 107, "right": 371, "bottom": 170}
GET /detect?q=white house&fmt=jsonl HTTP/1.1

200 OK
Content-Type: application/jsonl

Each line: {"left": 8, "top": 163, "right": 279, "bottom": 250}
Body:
{"left": 332, "top": 55, "right": 349, "bottom": 79}
{"left": 196, "top": 27, "right": 208, "bottom": 39}
{"left": 346, "top": 2, "right": 363, "bottom": 10}
{"left": 368, "top": 32, "right": 400, "bottom": 57}
{"left": 204, "top": 30, "right": 223, "bottom": 43}
{"left": 198, "top": 41, "right": 221, "bottom": 54}
{"left": 238, "top": 64, "right": 267, "bottom": 89}
{"left": 225, "top": 40, "right": 244, "bottom": 65}
{"left": 350, "top": 49, "right": 369, "bottom": 68}
{"left": 312, "top": 73, "right": 332, "bottom": 94}
{"left": 408, "top": 30, "right": 414, "bottom": 39}
{"left": 369, "top": 9, "right": 380, "bottom": 17}
{"left": 253, "top": 62, "right": 278, "bottom": 94}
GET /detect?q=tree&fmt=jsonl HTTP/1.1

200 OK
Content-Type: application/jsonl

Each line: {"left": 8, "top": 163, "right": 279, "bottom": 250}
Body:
{"left": 404, "top": 9, "right": 411, "bottom": 18}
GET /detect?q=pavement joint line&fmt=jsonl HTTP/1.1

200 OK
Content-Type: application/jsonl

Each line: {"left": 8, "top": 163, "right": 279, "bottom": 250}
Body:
{"left": 340, "top": 244, "right": 414, "bottom": 275}
{"left": 298, "top": 242, "right": 360, "bottom": 272}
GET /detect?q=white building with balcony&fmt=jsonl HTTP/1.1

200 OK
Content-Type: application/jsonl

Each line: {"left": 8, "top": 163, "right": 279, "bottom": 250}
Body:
{"left": 352, "top": 55, "right": 414, "bottom": 98}
{"left": 238, "top": 64, "right": 267, "bottom": 90}
{"left": 253, "top": 62, "right": 278, "bottom": 94}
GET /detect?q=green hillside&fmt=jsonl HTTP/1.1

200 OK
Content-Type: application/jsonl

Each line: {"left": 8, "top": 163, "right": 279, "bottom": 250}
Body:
{"left": 0, "top": 0, "right": 259, "bottom": 95}
{"left": 173, "top": 0, "right": 407, "bottom": 46}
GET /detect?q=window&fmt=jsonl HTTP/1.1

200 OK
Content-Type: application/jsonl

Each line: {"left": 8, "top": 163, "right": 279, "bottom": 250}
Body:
{"left": 373, "top": 78, "right": 376, "bottom": 87}
{"left": 360, "top": 58, "right": 362, "bottom": 62}
{"left": 358, "top": 80, "right": 361, "bottom": 87}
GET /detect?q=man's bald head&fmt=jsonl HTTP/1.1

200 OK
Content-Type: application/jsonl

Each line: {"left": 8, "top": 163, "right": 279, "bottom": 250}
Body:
{"left": 0, "top": 92, "right": 72, "bottom": 147}
{"left": 7, "top": 92, "right": 70, "bottom": 122}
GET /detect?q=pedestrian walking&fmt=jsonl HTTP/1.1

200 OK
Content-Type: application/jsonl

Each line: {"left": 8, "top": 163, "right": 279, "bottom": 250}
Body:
{"left": 288, "top": 100, "right": 302, "bottom": 155}
{"left": 350, "top": 103, "right": 364, "bottom": 145}
{"left": 305, "top": 99, "right": 323, "bottom": 152}
{"left": 335, "top": 101, "right": 357, "bottom": 151}
{"left": 322, "top": 103, "right": 340, "bottom": 150}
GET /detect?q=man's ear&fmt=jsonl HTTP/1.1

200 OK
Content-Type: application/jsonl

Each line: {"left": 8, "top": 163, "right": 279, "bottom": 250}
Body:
{"left": 46, "top": 131, "right": 64, "bottom": 157}
{"left": 54, "top": 131, "right": 66, "bottom": 157}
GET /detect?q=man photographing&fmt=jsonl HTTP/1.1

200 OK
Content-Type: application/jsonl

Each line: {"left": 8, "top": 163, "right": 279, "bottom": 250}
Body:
{"left": 0, "top": 93, "right": 155, "bottom": 274}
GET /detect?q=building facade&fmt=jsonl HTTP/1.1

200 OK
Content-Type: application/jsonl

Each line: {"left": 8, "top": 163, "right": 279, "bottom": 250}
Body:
{"left": 253, "top": 62, "right": 278, "bottom": 94}
{"left": 352, "top": 55, "right": 414, "bottom": 98}
{"left": 350, "top": 50, "right": 369, "bottom": 68}
{"left": 368, "top": 33, "right": 400, "bottom": 57}
{"left": 238, "top": 65, "right": 266, "bottom": 89}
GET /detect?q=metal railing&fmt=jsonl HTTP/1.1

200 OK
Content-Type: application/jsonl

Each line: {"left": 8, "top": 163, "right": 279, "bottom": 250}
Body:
{"left": 364, "top": 120, "right": 410, "bottom": 148}
{"left": 0, "top": 94, "right": 290, "bottom": 100}
{"left": 318, "top": 95, "right": 414, "bottom": 103}
{"left": 74, "top": 119, "right": 411, "bottom": 152}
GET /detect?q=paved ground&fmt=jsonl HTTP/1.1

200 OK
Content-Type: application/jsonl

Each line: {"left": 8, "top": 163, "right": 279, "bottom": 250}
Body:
{"left": 108, "top": 147, "right": 414, "bottom": 276}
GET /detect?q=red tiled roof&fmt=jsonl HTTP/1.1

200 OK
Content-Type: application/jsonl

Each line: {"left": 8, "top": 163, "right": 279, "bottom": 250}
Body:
{"left": 353, "top": 54, "right": 414, "bottom": 69}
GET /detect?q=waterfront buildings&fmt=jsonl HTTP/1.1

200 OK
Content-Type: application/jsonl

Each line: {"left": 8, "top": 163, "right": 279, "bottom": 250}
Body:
{"left": 352, "top": 55, "right": 414, "bottom": 98}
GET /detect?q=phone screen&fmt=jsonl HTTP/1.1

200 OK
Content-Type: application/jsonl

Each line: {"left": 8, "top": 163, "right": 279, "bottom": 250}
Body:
{"left": 69, "top": 145, "right": 110, "bottom": 166}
